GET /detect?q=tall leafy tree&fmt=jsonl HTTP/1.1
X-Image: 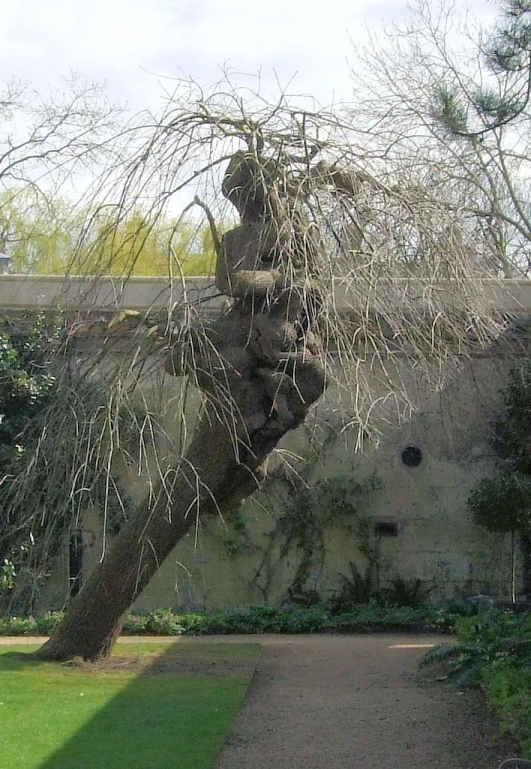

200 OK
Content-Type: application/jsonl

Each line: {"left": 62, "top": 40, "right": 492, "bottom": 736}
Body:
{"left": 468, "top": 363, "right": 531, "bottom": 597}
{"left": 0, "top": 192, "right": 216, "bottom": 276}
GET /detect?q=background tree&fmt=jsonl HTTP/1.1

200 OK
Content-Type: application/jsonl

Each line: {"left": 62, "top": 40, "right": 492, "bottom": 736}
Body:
{"left": 0, "top": 76, "right": 121, "bottom": 189}
{"left": 0, "top": 190, "right": 76, "bottom": 274}
{"left": 434, "top": 0, "right": 531, "bottom": 136}
{"left": 347, "top": 0, "right": 531, "bottom": 277}
{"left": 0, "top": 73, "right": 128, "bottom": 282}
{"left": 74, "top": 210, "right": 216, "bottom": 277}
{"left": 0, "top": 191, "right": 216, "bottom": 276}
{"left": 345, "top": 0, "right": 531, "bottom": 599}
{"left": 468, "top": 362, "right": 531, "bottom": 599}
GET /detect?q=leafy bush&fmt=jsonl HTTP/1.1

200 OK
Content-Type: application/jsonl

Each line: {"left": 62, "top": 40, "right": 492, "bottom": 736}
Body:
{"left": 467, "top": 363, "right": 531, "bottom": 595}
{"left": 0, "top": 615, "right": 37, "bottom": 636}
{"left": 0, "top": 611, "right": 63, "bottom": 635}
{"left": 0, "top": 558, "right": 16, "bottom": 592}
{"left": 36, "top": 611, "right": 63, "bottom": 635}
{"left": 0, "top": 318, "right": 60, "bottom": 610}
{"left": 185, "top": 605, "right": 328, "bottom": 635}
{"left": 380, "top": 577, "right": 428, "bottom": 609}
{"left": 143, "top": 609, "right": 184, "bottom": 635}
{"left": 421, "top": 610, "right": 531, "bottom": 687}
{"left": 119, "top": 603, "right": 459, "bottom": 637}
{"left": 0, "top": 319, "right": 58, "bottom": 465}
{"left": 328, "top": 565, "right": 430, "bottom": 613}
{"left": 0, "top": 602, "right": 466, "bottom": 638}
{"left": 0, "top": 315, "right": 140, "bottom": 614}
{"left": 121, "top": 613, "right": 149, "bottom": 635}
{"left": 326, "top": 605, "right": 426, "bottom": 633}
{"left": 494, "top": 362, "right": 531, "bottom": 476}
{"left": 424, "top": 602, "right": 475, "bottom": 633}
{"left": 482, "top": 663, "right": 531, "bottom": 755}
{"left": 469, "top": 472, "right": 531, "bottom": 532}
{"left": 421, "top": 609, "right": 531, "bottom": 758}
{"left": 328, "top": 563, "right": 375, "bottom": 610}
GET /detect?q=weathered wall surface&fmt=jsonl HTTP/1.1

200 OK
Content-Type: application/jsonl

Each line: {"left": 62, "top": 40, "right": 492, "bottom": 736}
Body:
{"left": 5, "top": 275, "right": 519, "bottom": 610}
{"left": 125, "top": 355, "right": 516, "bottom": 611}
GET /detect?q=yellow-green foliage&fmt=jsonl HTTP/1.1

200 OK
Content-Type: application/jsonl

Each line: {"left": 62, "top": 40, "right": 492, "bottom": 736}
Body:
{"left": 0, "top": 190, "right": 76, "bottom": 274}
{"left": 0, "top": 189, "right": 216, "bottom": 277}
{"left": 75, "top": 210, "right": 216, "bottom": 277}
{"left": 483, "top": 662, "right": 531, "bottom": 757}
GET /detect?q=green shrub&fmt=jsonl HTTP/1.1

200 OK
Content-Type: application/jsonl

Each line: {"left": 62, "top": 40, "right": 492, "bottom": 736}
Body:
{"left": 326, "top": 605, "right": 424, "bottom": 632}
{"left": 421, "top": 609, "right": 531, "bottom": 758}
{"left": 0, "top": 601, "right": 466, "bottom": 638}
{"left": 36, "top": 611, "right": 63, "bottom": 635}
{"left": 197, "top": 605, "right": 335, "bottom": 635}
{"left": 380, "top": 576, "right": 427, "bottom": 608}
{"left": 120, "top": 610, "right": 184, "bottom": 636}
{"left": 0, "top": 615, "right": 37, "bottom": 635}
{"left": 421, "top": 610, "right": 531, "bottom": 687}
{"left": 144, "top": 609, "right": 184, "bottom": 635}
{"left": 123, "top": 603, "right": 433, "bottom": 637}
{"left": 482, "top": 662, "right": 531, "bottom": 755}
{"left": 0, "top": 558, "right": 16, "bottom": 592}
{"left": 121, "top": 613, "right": 149, "bottom": 634}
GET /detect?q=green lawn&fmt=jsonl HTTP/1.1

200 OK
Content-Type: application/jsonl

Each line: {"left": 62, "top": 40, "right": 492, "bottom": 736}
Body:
{"left": 0, "top": 641, "right": 259, "bottom": 769}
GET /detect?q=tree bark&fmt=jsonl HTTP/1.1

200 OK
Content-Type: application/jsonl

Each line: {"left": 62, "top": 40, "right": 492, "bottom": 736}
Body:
{"left": 35, "top": 407, "right": 286, "bottom": 661}
{"left": 35, "top": 146, "right": 327, "bottom": 662}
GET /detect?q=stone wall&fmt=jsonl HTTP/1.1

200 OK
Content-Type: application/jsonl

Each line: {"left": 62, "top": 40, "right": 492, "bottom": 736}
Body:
{"left": 6, "top": 275, "right": 521, "bottom": 610}
{"left": 127, "top": 355, "right": 516, "bottom": 611}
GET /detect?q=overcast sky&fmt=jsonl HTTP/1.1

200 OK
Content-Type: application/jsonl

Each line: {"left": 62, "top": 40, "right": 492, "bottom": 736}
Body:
{"left": 0, "top": 0, "right": 498, "bottom": 114}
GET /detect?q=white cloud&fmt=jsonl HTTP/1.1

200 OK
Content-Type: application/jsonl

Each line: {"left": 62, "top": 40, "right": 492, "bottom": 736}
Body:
{"left": 0, "top": 0, "right": 498, "bottom": 112}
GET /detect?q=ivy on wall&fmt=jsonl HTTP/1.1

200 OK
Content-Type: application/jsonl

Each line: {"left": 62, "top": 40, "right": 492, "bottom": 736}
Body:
{"left": 212, "top": 462, "right": 383, "bottom": 605}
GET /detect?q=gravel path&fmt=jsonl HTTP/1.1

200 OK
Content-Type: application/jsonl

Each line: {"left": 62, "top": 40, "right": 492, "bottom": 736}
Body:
{"left": 213, "top": 634, "right": 519, "bottom": 769}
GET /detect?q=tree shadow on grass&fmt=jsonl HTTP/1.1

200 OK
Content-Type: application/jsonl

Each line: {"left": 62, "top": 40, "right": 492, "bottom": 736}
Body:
{"left": 4, "top": 644, "right": 257, "bottom": 769}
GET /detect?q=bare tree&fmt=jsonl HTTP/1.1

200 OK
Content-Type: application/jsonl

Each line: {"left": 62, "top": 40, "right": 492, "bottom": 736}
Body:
{"left": 27, "top": 74, "right": 511, "bottom": 661}
{"left": 0, "top": 73, "right": 127, "bottom": 272}
{"left": 0, "top": 75, "right": 122, "bottom": 185}
{"left": 0, "top": 75, "right": 130, "bottom": 609}
{"left": 346, "top": 0, "right": 531, "bottom": 277}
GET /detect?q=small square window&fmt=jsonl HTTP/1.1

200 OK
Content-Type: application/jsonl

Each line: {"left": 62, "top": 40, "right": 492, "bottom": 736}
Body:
{"left": 374, "top": 521, "right": 398, "bottom": 537}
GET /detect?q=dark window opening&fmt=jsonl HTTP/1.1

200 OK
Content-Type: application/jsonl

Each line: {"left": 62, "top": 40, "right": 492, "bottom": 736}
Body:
{"left": 401, "top": 445, "right": 423, "bottom": 467}
{"left": 374, "top": 520, "right": 399, "bottom": 537}
{"left": 69, "top": 530, "right": 83, "bottom": 597}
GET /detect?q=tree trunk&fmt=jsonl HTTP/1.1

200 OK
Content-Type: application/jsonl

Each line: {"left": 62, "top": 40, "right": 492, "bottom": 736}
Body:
{"left": 35, "top": 145, "right": 327, "bottom": 662}
{"left": 35, "top": 407, "right": 286, "bottom": 661}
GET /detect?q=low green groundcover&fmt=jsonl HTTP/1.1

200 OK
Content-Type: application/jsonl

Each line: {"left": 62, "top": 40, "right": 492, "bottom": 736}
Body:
{"left": 0, "top": 602, "right": 461, "bottom": 637}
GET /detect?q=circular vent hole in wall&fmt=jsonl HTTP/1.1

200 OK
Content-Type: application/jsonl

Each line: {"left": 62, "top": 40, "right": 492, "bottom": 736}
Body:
{"left": 401, "top": 445, "right": 423, "bottom": 467}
